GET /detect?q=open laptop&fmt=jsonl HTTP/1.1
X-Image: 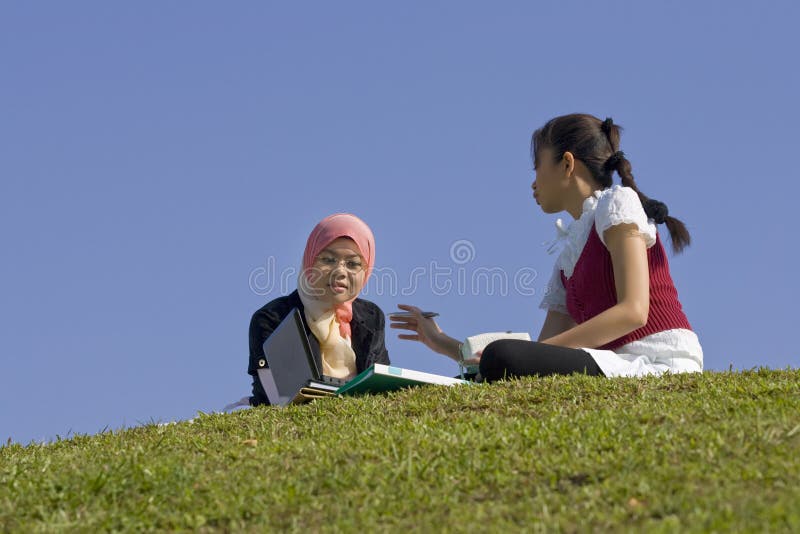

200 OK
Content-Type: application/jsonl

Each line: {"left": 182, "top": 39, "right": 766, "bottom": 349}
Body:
{"left": 258, "top": 308, "right": 348, "bottom": 406}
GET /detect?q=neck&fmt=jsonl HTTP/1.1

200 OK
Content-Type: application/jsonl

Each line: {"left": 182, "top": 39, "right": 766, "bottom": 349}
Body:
{"left": 564, "top": 177, "right": 598, "bottom": 220}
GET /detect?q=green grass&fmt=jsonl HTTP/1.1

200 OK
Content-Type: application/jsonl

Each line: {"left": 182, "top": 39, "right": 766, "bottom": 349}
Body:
{"left": 2, "top": 369, "right": 799, "bottom": 532}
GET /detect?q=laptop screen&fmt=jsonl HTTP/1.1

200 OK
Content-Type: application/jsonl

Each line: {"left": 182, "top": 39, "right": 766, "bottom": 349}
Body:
{"left": 259, "top": 308, "right": 320, "bottom": 405}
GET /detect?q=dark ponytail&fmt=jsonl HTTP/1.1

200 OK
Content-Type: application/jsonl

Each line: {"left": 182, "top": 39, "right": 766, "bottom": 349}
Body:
{"left": 532, "top": 114, "right": 691, "bottom": 253}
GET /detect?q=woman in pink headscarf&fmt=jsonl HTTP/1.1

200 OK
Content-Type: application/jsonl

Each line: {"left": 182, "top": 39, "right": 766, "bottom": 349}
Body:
{"left": 247, "top": 213, "right": 389, "bottom": 406}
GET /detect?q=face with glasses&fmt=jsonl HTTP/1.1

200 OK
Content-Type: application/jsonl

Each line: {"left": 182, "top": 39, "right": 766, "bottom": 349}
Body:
{"left": 306, "top": 237, "right": 367, "bottom": 304}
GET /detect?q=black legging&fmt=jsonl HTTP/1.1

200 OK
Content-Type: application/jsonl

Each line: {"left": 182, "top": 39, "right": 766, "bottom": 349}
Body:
{"left": 479, "top": 339, "right": 604, "bottom": 382}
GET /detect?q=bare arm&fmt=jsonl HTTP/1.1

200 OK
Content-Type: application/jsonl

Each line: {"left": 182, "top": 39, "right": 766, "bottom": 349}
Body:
{"left": 537, "top": 310, "right": 577, "bottom": 341}
{"left": 541, "top": 223, "right": 650, "bottom": 349}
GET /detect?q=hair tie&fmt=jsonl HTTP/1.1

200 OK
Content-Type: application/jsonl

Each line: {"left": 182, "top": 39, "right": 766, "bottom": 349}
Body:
{"left": 601, "top": 117, "right": 614, "bottom": 134}
{"left": 643, "top": 198, "right": 669, "bottom": 224}
{"left": 603, "top": 150, "right": 625, "bottom": 172}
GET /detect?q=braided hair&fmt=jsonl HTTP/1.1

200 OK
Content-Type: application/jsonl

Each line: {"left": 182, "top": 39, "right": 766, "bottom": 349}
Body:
{"left": 531, "top": 113, "right": 690, "bottom": 253}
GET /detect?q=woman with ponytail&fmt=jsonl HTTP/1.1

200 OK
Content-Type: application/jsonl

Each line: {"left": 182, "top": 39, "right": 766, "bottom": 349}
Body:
{"left": 392, "top": 113, "right": 702, "bottom": 381}
{"left": 247, "top": 213, "right": 389, "bottom": 405}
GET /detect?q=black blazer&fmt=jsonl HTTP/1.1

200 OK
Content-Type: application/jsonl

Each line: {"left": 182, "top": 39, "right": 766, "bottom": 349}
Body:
{"left": 248, "top": 290, "right": 390, "bottom": 405}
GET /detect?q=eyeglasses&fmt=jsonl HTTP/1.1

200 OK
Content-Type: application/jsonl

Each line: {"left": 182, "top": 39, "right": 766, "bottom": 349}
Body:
{"left": 314, "top": 255, "right": 365, "bottom": 274}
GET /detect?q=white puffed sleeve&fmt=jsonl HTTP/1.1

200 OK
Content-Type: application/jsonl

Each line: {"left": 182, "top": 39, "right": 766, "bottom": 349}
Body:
{"left": 595, "top": 185, "right": 657, "bottom": 248}
{"left": 539, "top": 263, "right": 569, "bottom": 314}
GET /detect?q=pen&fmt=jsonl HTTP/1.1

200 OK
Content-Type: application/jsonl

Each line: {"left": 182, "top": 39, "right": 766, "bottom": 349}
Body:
{"left": 389, "top": 311, "right": 439, "bottom": 319}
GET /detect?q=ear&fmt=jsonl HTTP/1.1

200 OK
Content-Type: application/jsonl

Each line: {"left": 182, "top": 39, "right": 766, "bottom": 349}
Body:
{"left": 562, "top": 151, "right": 575, "bottom": 176}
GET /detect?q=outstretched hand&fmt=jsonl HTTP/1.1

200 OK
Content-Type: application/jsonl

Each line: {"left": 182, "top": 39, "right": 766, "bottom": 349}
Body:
{"left": 389, "top": 304, "right": 449, "bottom": 355}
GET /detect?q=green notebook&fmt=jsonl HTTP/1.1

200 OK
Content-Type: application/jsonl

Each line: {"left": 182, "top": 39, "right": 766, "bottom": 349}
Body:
{"left": 336, "top": 364, "right": 470, "bottom": 396}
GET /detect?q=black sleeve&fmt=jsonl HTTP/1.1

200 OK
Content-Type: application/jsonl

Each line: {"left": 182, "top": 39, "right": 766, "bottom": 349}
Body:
{"left": 368, "top": 306, "right": 390, "bottom": 366}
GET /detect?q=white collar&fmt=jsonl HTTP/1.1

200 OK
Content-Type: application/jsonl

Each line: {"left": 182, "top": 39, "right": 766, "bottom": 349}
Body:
{"left": 545, "top": 191, "right": 604, "bottom": 255}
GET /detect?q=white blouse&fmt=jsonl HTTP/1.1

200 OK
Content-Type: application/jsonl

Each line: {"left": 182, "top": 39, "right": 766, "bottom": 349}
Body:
{"left": 538, "top": 186, "right": 703, "bottom": 377}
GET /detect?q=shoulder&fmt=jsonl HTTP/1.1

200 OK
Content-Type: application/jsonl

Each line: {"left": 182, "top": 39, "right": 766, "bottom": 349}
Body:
{"left": 352, "top": 297, "right": 386, "bottom": 328}
{"left": 594, "top": 186, "right": 657, "bottom": 248}
{"left": 595, "top": 185, "right": 643, "bottom": 215}
{"left": 250, "top": 291, "right": 301, "bottom": 328}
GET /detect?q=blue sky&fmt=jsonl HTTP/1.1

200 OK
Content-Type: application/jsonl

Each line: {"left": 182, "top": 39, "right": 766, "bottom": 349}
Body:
{"left": 2, "top": 1, "right": 798, "bottom": 445}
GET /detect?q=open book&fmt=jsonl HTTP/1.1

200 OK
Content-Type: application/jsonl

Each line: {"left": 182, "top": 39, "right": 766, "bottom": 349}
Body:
{"left": 335, "top": 364, "right": 469, "bottom": 396}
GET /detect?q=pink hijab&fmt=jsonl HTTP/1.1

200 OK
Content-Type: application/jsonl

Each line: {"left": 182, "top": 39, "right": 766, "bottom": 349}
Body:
{"left": 301, "top": 213, "right": 375, "bottom": 339}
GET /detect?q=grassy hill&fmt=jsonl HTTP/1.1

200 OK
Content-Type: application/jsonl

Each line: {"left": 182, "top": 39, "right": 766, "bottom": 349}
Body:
{"left": 2, "top": 369, "right": 799, "bottom": 532}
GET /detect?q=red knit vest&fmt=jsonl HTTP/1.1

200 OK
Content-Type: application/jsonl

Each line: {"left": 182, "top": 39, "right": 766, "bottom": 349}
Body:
{"left": 560, "top": 226, "right": 692, "bottom": 350}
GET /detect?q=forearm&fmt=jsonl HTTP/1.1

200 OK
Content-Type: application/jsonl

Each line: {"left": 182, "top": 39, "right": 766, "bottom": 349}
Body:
{"left": 432, "top": 332, "right": 463, "bottom": 361}
{"left": 541, "top": 303, "right": 645, "bottom": 349}
{"left": 537, "top": 310, "right": 576, "bottom": 341}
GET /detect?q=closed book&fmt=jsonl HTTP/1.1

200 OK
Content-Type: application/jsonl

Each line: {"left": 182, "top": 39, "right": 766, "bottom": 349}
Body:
{"left": 290, "top": 386, "right": 337, "bottom": 404}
